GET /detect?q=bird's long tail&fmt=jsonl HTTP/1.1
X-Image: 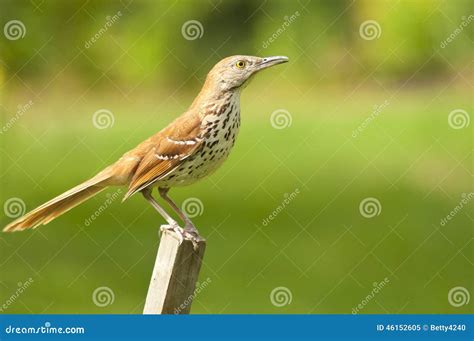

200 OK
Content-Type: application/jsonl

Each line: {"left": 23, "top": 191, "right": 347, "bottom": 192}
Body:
{"left": 3, "top": 171, "right": 112, "bottom": 232}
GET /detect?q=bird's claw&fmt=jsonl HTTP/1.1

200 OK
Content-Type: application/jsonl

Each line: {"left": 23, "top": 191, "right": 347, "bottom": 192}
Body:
{"left": 183, "top": 229, "right": 205, "bottom": 250}
{"left": 160, "top": 224, "right": 204, "bottom": 250}
{"left": 160, "top": 223, "right": 185, "bottom": 244}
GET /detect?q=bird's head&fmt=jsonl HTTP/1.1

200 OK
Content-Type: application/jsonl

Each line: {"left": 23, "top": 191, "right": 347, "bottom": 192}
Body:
{"left": 206, "top": 55, "right": 289, "bottom": 91}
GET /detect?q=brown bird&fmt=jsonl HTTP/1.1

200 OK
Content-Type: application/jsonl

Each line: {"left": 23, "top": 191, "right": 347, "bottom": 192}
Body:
{"left": 3, "top": 55, "right": 288, "bottom": 243}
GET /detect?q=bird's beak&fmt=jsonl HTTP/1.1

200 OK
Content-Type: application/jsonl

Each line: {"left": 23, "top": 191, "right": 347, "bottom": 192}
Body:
{"left": 257, "top": 56, "right": 289, "bottom": 70}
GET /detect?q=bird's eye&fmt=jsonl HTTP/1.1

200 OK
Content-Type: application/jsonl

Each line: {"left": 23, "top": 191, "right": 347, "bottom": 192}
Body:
{"left": 235, "top": 60, "right": 246, "bottom": 69}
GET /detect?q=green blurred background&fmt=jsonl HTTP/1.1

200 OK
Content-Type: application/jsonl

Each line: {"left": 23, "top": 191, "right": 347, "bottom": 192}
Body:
{"left": 0, "top": 0, "right": 472, "bottom": 314}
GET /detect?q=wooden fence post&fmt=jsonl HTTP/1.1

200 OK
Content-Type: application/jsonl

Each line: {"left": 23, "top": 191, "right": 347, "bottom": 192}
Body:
{"left": 143, "top": 228, "right": 206, "bottom": 314}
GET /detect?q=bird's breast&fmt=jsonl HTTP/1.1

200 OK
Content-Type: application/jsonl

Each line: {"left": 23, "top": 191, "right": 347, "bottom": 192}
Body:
{"left": 158, "top": 96, "right": 241, "bottom": 187}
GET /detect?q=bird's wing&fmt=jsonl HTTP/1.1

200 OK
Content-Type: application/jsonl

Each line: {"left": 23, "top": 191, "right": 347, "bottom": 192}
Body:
{"left": 123, "top": 114, "right": 203, "bottom": 199}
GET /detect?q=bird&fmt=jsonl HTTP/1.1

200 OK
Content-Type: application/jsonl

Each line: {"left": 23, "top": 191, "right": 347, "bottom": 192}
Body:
{"left": 3, "top": 55, "right": 289, "bottom": 244}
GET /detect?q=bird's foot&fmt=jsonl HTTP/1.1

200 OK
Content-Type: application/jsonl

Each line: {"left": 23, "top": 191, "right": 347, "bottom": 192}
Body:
{"left": 183, "top": 226, "right": 205, "bottom": 250}
{"left": 181, "top": 222, "right": 204, "bottom": 249}
{"left": 160, "top": 223, "right": 186, "bottom": 244}
{"left": 160, "top": 223, "right": 204, "bottom": 250}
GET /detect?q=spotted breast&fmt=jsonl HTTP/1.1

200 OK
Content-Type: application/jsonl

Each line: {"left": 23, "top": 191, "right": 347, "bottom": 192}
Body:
{"left": 158, "top": 92, "right": 241, "bottom": 187}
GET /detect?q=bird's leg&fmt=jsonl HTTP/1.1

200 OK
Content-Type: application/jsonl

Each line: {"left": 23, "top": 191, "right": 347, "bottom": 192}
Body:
{"left": 158, "top": 187, "right": 203, "bottom": 245}
{"left": 141, "top": 188, "right": 185, "bottom": 244}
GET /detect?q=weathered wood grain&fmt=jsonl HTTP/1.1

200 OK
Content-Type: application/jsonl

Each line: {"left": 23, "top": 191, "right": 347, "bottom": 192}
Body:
{"left": 143, "top": 228, "right": 206, "bottom": 314}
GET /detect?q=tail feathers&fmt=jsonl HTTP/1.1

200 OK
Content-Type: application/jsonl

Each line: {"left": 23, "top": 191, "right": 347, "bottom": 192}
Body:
{"left": 3, "top": 175, "right": 110, "bottom": 232}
